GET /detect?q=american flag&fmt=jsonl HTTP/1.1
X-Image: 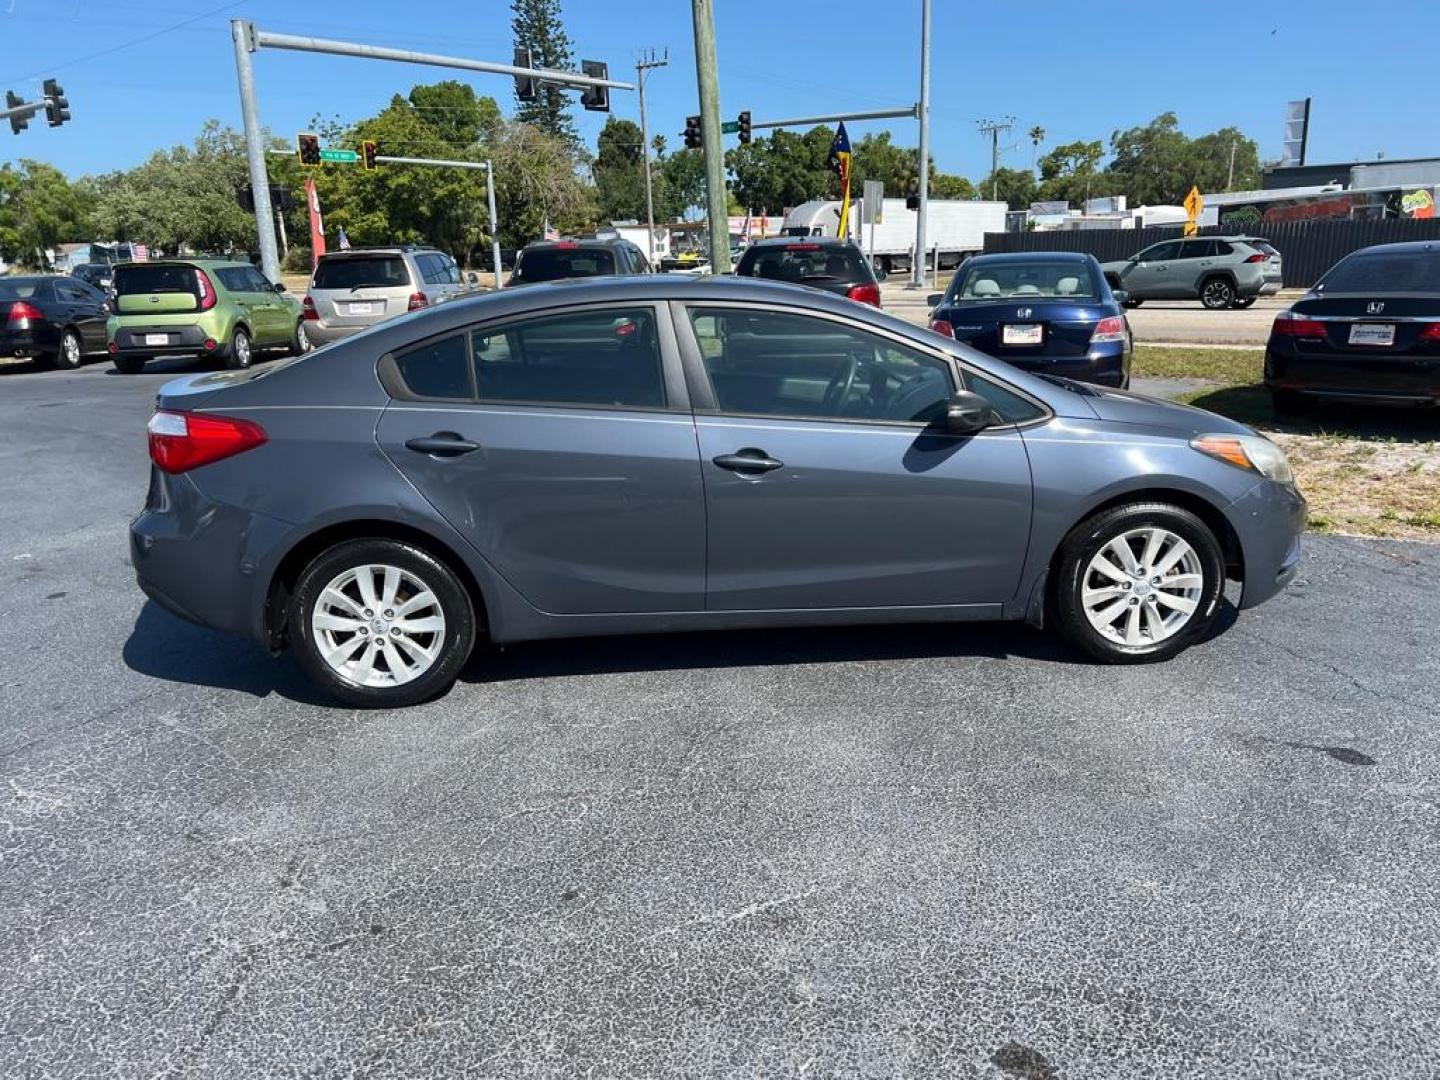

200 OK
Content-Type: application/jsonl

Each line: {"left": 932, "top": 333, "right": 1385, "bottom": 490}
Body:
{"left": 337, "top": 226, "right": 351, "bottom": 251}
{"left": 131, "top": 243, "right": 150, "bottom": 262}
{"left": 543, "top": 220, "right": 559, "bottom": 241}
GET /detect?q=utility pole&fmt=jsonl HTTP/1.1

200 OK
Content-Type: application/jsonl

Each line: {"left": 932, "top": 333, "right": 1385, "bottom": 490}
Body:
{"left": 232, "top": 21, "right": 281, "bottom": 283}
{"left": 978, "top": 117, "right": 1015, "bottom": 202}
{"left": 910, "top": 0, "right": 931, "bottom": 289}
{"left": 690, "top": 0, "right": 730, "bottom": 273}
{"left": 1226, "top": 138, "right": 1237, "bottom": 191}
{"left": 636, "top": 49, "right": 669, "bottom": 267}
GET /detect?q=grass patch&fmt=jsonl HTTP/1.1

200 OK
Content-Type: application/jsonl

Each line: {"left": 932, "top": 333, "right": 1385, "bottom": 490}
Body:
{"left": 1132, "top": 346, "right": 1263, "bottom": 385}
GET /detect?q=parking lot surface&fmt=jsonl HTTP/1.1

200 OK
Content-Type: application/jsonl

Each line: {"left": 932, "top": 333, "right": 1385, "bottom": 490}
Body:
{"left": 3, "top": 360, "right": 1438, "bottom": 1078}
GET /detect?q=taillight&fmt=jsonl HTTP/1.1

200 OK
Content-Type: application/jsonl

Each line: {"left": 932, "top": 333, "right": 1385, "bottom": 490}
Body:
{"left": 1244, "top": 253, "right": 1269, "bottom": 263}
{"left": 1090, "top": 315, "right": 1128, "bottom": 344}
{"left": 6, "top": 301, "right": 43, "bottom": 324}
{"left": 407, "top": 292, "right": 429, "bottom": 311}
{"left": 195, "top": 269, "right": 217, "bottom": 310}
{"left": 1271, "top": 310, "right": 1327, "bottom": 338}
{"left": 1419, "top": 323, "right": 1440, "bottom": 343}
{"left": 302, "top": 295, "right": 319, "bottom": 321}
{"left": 147, "top": 410, "right": 267, "bottom": 474}
{"left": 928, "top": 318, "right": 955, "bottom": 338}
{"left": 846, "top": 283, "right": 881, "bottom": 307}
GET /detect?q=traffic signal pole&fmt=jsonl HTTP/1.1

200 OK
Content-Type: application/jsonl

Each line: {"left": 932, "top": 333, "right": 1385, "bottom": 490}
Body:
{"left": 231, "top": 21, "right": 281, "bottom": 282}
{"left": 910, "top": 0, "right": 931, "bottom": 289}
{"left": 375, "top": 156, "right": 502, "bottom": 285}
{"left": 690, "top": 0, "right": 731, "bottom": 274}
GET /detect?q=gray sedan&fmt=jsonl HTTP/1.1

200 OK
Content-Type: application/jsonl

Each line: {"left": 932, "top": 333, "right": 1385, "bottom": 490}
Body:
{"left": 131, "top": 276, "right": 1306, "bottom": 707}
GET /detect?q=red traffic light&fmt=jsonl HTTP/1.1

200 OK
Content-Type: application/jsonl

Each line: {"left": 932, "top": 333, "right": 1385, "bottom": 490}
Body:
{"left": 297, "top": 133, "right": 321, "bottom": 167}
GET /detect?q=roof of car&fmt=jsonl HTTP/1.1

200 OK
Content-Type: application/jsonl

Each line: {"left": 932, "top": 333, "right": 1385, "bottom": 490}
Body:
{"left": 111, "top": 257, "right": 253, "bottom": 269}
{"left": 521, "top": 237, "right": 630, "bottom": 251}
{"left": 317, "top": 246, "right": 442, "bottom": 259}
{"left": 1350, "top": 240, "right": 1439, "bottom": 257}
{"left": 962, "top": 251, "right": 1095, "bottom": 265}
{"left": 745, "top": 236, "right": 860, "bottom": 249}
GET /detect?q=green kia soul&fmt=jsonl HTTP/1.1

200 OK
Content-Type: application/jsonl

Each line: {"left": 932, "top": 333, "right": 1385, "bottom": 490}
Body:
{"left": 107, "top": 258, "right": 307, "bottom": 374}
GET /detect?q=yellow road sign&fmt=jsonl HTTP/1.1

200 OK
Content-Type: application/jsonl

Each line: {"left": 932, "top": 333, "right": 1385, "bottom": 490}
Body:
{"left": 1183, "top": 185, "right": 1203, "bottom": 236}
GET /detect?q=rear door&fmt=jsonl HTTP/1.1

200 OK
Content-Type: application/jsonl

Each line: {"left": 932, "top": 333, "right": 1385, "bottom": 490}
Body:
{"left": 1174, "top": 239, "right": 1215, "bottom": 295}
{"left": 374, "top": 302, "right": 705, "bottom": 615}
{"left": 53, "top": 279, "right": 109, "bottom": 351}
{"left": 677, "top": 303, "right": 1034, "bottom": 611}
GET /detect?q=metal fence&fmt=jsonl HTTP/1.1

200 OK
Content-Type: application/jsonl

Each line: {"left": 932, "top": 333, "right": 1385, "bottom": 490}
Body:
{"left": 982, "top": 218, "right": 1440, "bottom": 288}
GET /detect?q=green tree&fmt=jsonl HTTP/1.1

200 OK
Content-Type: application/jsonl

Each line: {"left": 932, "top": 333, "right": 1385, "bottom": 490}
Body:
{"left": 511, "top": 0, "right": 577, "bottom": 147}
{"left": 592, "top": 116, "right": 647, "bottom": 222}
{"left": 1028, "top": 125, "right": 1046, "bottom": 171}
{"left": 1189, "top": 126, "right": 1261, "bottom": 193}
{"left": 0, "top": 160, "right": 93, "bottom": 268}
{"left": 929, "top": 170, "right": 976, "bottom": 200}
{"left": 727, "top": 126, "right": 836, "bottom": 213}
{"left": 1103, "top": 112, "right": 1193, "bottom": 206}
{"left": 657, "top": 145, "right": 704, "bottom": 220}
{"left": 979, "top": 167, "right": 1038, "bottom": 210}
{"left": 408, "top": 80, "right": 503, "bottom": 149}
{"left": 1036, "top": 139, "right": 1104, "bottom": 205}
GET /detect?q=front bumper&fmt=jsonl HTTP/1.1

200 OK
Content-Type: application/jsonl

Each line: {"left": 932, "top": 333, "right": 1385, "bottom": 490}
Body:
{"left": 1225, "top": 478, "right": 1308, "bottom": 609}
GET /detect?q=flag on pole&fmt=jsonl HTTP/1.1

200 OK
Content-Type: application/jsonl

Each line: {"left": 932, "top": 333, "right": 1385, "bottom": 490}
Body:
{"left": 741, "top": 209, "right": 753, "bottom": 243}
{"left": 337, "top": 226, "right": 351, "bottom": 251}
{"left": 828, "top": 122, "right": 853, "bottom": 240}
{"left": 543, "top": 219, "right": 559, "bottom": 241}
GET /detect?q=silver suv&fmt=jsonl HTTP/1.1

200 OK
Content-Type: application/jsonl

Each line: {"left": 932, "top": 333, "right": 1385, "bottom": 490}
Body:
{"left": 1101, "top": 236, "right": 1283, "bottom": 310}
{"left": 303, "top": 247, "right": 479, "bottom": 345}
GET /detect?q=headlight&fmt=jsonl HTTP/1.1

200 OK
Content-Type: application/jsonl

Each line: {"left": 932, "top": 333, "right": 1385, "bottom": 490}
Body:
{"left": 1190, "top": 433, "right": 1294, "bottom": 484}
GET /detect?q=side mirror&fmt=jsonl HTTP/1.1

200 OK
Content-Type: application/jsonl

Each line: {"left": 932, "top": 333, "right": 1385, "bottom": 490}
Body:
{"left": 1112, "top": 289, "right": 1128, "bottom": 304}
{"left": 926, "top": 293, "right": 943, "bottom": 308}
{"left": 945, "top": 390, "right": 998, "bottom": 435}
{"left": 272, "top": 281, "right": 287, "bottom": 293}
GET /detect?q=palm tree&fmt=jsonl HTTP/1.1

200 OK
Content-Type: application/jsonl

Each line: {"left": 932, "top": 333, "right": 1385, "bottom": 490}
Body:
{"left": 1028, "top": 125, "right": 1046, "bottom": 172}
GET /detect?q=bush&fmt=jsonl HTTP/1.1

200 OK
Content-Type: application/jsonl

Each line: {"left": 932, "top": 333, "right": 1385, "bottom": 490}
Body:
{"left": 282, "top": 246, "right": 313, "bottom": 273}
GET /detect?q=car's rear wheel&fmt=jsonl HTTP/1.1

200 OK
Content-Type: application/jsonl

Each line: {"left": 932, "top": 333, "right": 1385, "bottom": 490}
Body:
{"left": 289, "top": 538, "right": 477, "bottom": 708}
{"left": 1231, "top": 295, "right": 1257, "bottom": 309}
{"left": 226, "top": 327, "right": 253, "bottom": 370}
{"left": 1053, "top": 502, "right": 1225, "bottom": 664}
{"left": 290, "top": 320, "right": 311, "bottom": 356}
{"left": 1122, "top": 297, "right": 1143, "bottom": 309}
{"left": 55, "top": 328, "right": 84, "bottom": 370}
{"left": 1201, "top": 277, "right": 1235, "bottom": 310}
{"left": 113, "top": 354, "right": 147, "bottom": 374}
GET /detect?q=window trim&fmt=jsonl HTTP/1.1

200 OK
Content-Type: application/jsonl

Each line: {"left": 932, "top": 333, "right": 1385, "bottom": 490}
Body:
{"left": 378, "top": 300, "right": 691, "bottom": 414}
{"left": 670, "top": 299, "right": 1050, "bottom": 432}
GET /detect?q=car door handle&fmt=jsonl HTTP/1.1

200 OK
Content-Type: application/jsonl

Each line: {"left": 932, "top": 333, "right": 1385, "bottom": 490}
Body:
{"left": 405, "top": 432, "right": 480, "bottom": 457}
{"left": 712, "top": 449, "right": 784, "bottom": 474}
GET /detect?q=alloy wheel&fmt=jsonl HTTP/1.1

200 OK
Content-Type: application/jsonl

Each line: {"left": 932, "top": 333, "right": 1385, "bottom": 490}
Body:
{"left": 1202, "top": 280, "right": 1233, "bottom": 309}
{"left": 1081, "top": 527, "right": 1204, "bottom": 647}
{"left": 311, "top": 564, "right": 447, "bottom": 688}
{"left": 61, "top": 331, "right": 82, "bottom": 368}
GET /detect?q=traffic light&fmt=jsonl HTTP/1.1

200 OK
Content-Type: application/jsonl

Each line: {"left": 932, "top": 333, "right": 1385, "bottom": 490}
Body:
{"left": 42, "top": 79, "right": 69, "bottom": 127}
{"left": 297, "top": 132, "right": 321, "bottom": 167}
{"left": 6, "top": 91, "right": 27, "bottom": 135}
{"left": 237, "top": 185, "right": 255, "bottom": 212}
{"left": 683, "top": 115, "right": 701, "bottom": 149}
{"left": 361, "top": 139, "right": 379, "bottom": 171}
{"left": 906, "top": 193, "right": 920, "bottom": 211}
{"left": 514, "top": 47, "right": 536, "bottom": 101}
{"left": 737, "top": 110, "right": 752, "bottom": 145}
{"left": 579, "top": 60, "right": 609, "bottom": 112}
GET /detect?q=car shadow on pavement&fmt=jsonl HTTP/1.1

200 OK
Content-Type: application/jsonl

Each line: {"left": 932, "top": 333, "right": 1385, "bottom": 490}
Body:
{"left": 122, "top": 601, "right": 332, "bottom": 705}
{"left": 1187, "top": 384, "right": 1439, "bottom": 443}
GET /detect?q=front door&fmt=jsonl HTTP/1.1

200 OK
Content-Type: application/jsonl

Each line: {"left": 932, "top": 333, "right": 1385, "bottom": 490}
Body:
{"left": 678, "top": 304, "right": 1034, "bottom": 611}
{"left": 54, "top": 279, "right": 108, "bottom": 351}
{"left": 1124, "top": 240, "right": 1182, "bottom": 299}
{"left": 375, "top": 303, "right": 705, "bottom": 615}
{"left": 243, "top": 266, "right": 289, "bottom": 345}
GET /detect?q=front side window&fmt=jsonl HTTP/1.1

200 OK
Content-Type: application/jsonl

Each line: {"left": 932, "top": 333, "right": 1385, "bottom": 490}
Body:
{"left": 1139, "top": 242, "right": 1181, "bottom": 262}
{"left": 471, "top": 307, "right": 666, "bottom": 409}
{"left": 688, "top": 307, "right": 952, "bottom": 424}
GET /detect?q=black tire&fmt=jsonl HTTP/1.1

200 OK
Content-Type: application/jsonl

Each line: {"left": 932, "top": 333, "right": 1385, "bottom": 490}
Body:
{"left": 113, "top": 354, "right": 147, "bottom": 374}
{"left": 55, "top": 328, "right": 84, "bottom": 370}
{"left": 1052, "top": 502, "right": 1225, "bottom": 664}
{"left": 1231, "top": 295, "right": 1257, "bottom": 309}
{"left": 1200, "top": 277, "right": 1235, "bottom": 310}
{"left": 289, "top": 538, "right": 477, "bottom": 708}
{"left": 225, "top": 327, "right": 253, "bottom": 370}
{"left": 290, "top": 320, "right": 311, "bottom": 357}
{"left": 1122, "top": 297, "right": 1143, "bottom": 309}
{"left": 1271, "top": 389, "right": 1304, "bottom": 416}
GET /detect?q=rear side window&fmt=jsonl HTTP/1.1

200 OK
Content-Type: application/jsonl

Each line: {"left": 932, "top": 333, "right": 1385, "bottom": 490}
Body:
{"left": 114, "top": 264, "right": 198, "bottom": 297}
{"left": 312, "top": 256, "right": 409, "bottom": 290}
{"left": 471, "top": 308, "right": 666, "bottom": 409}
{"left": 1212, "top": 241, "right": 1234, "bottom": 257}
{"left": 394, "top": 336, "right": 473, "bottom": 399}
{"left": 513, "top": 247, "right": 617, "bottom": 283}
{"left": 737, "top": 244, "right": 870, "bottom": 285}
{"left": 1320, "top": 251, "right": 1440, "bottom": 294}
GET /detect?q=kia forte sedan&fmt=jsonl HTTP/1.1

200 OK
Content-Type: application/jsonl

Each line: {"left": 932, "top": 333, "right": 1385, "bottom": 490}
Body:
{"left": 131, "top": 276, "right": 1306, "bottom": 708}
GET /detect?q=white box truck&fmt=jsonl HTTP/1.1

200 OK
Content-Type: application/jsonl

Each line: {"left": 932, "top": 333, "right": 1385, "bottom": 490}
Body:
{"left": 780, "top": 197, "right": 1007, "bottom": 274}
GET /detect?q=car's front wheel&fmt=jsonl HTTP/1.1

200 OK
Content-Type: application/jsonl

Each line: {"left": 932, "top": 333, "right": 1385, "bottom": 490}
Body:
{"left": 289, "top": 538, "right": 477, "bottom": 708}
{"left": 1201, "top": 277, "right": 1235, "bottom": 310}
{"left": 1053, "top": 502, "right": 1225, "bottom": 664}
{"left": 226, "top": 327, "right": 253, "bottom": 370}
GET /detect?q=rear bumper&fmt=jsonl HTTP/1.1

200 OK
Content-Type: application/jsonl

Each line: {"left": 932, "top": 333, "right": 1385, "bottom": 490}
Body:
{"left": 1004, "top": 343, "right": 1130, "bottom": 388}
{"left": 111, "top": 323, "right": 225, "bottom": 358}
{"left": 0, "top": 328, "right": 50, "bottom": 358}
{"left": 302, "top": 320, "right": 365, "bottom": 346}
{"left": 1257, "top": 280, "right": 1283, "bottom": 296}
{"left": 1265, "top": 346, "right": 1440, "bottom": 405}
{"left": 1225, "top": 478, "right": 1307, "bottom": 609}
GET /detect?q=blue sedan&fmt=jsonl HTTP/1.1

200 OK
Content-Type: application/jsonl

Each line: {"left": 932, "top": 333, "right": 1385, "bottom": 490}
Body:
{"left": 927, "top": 252, "right": 1133, "bottom": 388}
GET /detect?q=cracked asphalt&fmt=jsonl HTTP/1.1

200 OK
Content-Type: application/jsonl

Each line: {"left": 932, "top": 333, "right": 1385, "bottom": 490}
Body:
{"left": 3, "top": 358, "right": 1438, "bottom": 1079}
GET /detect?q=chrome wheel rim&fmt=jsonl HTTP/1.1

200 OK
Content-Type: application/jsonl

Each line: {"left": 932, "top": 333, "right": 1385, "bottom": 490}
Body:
{"left": 1082, "top": 527, "right": 1204, "bottom": 648}
{"left": 311, "top": 564, "right": 446, "bottom": 688}
{"left": 1203, "top": 280, "right": 1230, "bottom": 306}
{"left": 234, "top": 332, "right": 251, "bottom": 365}
{"left": 62, "top": 332, "right": 81, "bottom": 366}
{"left": 296, "top": 324, "right": 311, "bottom": 352}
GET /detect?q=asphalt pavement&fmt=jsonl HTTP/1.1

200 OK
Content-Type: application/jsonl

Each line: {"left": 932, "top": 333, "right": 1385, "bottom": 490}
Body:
{"left": 3, "top": 358, "right": 1438, "bottom": 1079}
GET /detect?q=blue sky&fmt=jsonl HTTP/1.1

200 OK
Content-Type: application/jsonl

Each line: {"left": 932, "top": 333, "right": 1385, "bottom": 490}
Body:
{"left": 5, "top": 0, "right": 1439, "bottom": 185}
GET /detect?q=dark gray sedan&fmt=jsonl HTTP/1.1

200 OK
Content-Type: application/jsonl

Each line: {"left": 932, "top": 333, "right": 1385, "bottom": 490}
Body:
{"left": 131, "top": 276, "right": 1306, "bottom": 707}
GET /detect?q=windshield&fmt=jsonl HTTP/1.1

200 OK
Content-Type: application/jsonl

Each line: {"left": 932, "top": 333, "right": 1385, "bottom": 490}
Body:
{"left": 0, "top": 279, "right": 42, "bottom": 300}
{"left": 113, "top": 264, "right": 198, "bottom": 297}
{"left": 513, "top": 247, "right": 615, "bottom": 283}
{"left": 952, "top": 260, "right": 1098, "bottom": 301}
{"left": 1319, "top": 251, "right": 1440, "bottom": 294}
{"left": 737, "top": 243, "right": 870, "bottom": 285}
{"left": 312, "top": 256, "right": 409, "bottom": 291}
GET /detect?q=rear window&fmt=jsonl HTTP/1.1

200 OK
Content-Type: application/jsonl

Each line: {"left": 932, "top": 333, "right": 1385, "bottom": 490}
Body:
{"left": 1320, "top": 251, "right": 1440, "bottom": 294}
{"left": 312, "top": 256, "right": 410, "bottom": 290}
{"left": 952, "top": 260, "right": 1097, "bottom": 300}
{"left": 113, "top": 264, "right": 199, "bottom": 297}
{"left": 0, "top": 279, "right": 42, "bottom": 300}
{"left": 513, "top": 247, "right": 616, "bottom": 283}
{"left": 737, "top": 244, "right": 870, "bottom": 285}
